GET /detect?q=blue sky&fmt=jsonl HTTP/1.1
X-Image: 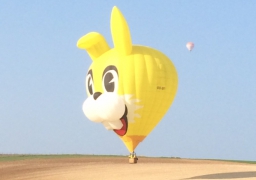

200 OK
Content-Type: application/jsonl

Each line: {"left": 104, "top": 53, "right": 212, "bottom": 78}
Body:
{"left": 1, "top": 1, "right": 256, "bottom": 161}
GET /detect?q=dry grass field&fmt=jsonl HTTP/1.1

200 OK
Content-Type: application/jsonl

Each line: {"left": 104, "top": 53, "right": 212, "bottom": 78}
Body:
{"left": 1, "top": 155, "right": 256, "bottom": 180}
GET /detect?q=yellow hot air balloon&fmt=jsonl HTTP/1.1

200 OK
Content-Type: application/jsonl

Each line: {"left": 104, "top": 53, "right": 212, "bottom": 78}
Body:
{"left": 77, "top": 6, "right": 178, "bottom": 157}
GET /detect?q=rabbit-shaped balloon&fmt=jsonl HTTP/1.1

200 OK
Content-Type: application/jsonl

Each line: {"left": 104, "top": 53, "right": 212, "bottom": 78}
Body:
{"left": 77, "top": 6, "right": 178, "bottom": 153}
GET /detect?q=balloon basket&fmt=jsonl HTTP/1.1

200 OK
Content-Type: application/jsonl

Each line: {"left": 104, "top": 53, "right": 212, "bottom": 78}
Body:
{"left": 128, "top": 152, "right": 138, "bottom": 164}
{"left": 129, "top": 157, "right": 138, "bottom": 164}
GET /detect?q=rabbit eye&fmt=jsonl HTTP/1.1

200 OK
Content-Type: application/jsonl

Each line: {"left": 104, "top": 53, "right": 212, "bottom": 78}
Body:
{"left": 86, "top": 70, "right": 94, "bottom": 95}
{"left": 102, "top": 66, "right": 118, "bottom": 93}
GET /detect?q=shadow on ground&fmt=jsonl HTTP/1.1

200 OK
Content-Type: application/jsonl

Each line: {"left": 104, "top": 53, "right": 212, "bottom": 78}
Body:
{"left": 186, "top": 171, "right": 256, "bottom": 179}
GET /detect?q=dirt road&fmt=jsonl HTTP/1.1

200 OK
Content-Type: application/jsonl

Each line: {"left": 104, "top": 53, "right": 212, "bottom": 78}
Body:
{"left": 1, "top": 156, "right": 256, "bottom": 180}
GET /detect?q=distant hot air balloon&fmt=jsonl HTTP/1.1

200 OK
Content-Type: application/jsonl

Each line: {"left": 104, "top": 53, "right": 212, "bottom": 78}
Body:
{"left": 77, "top": 6, "right": 178, "bottom": 163}
{"left": 186, "top": 42, "right": 194, "bottom": 51}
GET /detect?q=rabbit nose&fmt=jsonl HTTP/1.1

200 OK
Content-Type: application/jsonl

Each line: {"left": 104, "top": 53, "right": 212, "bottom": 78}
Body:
{"left": 93, "top": 92, "right": 102, "bottom": 100}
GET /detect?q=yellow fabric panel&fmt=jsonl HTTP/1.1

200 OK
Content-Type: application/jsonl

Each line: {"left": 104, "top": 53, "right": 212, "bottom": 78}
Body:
{"left": 122, "top": 46, "right": 178, "bottom": 138}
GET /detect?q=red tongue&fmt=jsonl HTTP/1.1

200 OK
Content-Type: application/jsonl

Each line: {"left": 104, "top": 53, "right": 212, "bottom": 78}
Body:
{"left": 114, "top": 118, "right": 127, "bottom": 136}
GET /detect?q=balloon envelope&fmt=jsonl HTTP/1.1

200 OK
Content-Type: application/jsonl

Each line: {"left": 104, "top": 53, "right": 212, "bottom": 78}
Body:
{"left": 186, "top": 42, "right": 194, "bottom": 51}
{"left": 77, "top": 6, "right": 178, "bottom": 153}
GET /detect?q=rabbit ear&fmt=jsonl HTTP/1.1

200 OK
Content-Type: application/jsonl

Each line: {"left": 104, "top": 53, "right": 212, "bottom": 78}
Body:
{"left": 77, "top": 32, "right": 110, "bottom": 61}
{"left": 111, "top": 6, "right": 132, "bottom": 56}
